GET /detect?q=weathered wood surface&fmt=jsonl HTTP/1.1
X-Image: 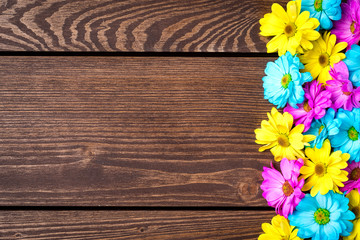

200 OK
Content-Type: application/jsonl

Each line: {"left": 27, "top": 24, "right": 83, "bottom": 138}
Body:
{"left": 0, "top": 0, "right": 287, "bottom": 52}
{"left": 0, "top": 56, "right": 275, "bottom": 206}
{"left": 0, "top": 210, "right": 273, "bottom": 239}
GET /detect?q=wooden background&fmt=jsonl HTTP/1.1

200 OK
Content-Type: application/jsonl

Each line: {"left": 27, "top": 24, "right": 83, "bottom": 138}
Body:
{"left": 0, "top": 0, "right": 288, "bottom": 239}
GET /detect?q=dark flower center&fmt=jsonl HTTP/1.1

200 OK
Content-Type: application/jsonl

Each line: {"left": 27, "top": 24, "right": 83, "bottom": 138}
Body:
{"left": 315, "top": 163, "right": 326, "bottom": 176}
{"left": 348, "top": 126, "right": 359, "bottom": 141}
{"left": 303, "top": 101, "right": 312, "bottom": 112}
{"left": 318, "top": 125, "right": 325, "bottom": 135}
{"left": 282, "top": 181, "right": 294, "bottom": 197}
{"left": 281, "top": 74, "right": 292, "bottom": 89}
{"left": 352, "top": 206, "right": 360, "bottom": 219}
{"left": 314, "top": 0, "right": 323, "bottom": 11}
{"left": 314, "top": 208, "right": 330, "bottom": 225}
{"left": 284, "top": 23, "right": 296, "bottom": 37}
{"left": 277, "top": 134, "right": 290, "bottom": 147}
{"left": 343, "top": 91, "right": 352, "bottom": 96}
{"left": 350, "top": 168, "right": 360, "bottom": 181}
{"left": 319, "top": 53, "right": 329, "bottom": 67}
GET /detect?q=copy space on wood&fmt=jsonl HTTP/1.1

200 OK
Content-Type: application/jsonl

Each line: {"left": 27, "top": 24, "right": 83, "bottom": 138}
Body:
{"left": 0, "top": 56, "right": 275, "bottom": 206}
{"left": 0, "top": 210, "right": 273, "bottom": 240}
{"left": 0, "top": 0, "right": 287, "bottom": 52}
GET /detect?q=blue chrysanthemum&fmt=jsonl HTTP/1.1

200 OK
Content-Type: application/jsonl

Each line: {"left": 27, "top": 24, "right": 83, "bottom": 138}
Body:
{"left": 305, "top": 108, "right": 341, "bottom": 148}
{"left": 331, "top": 192, "right": 355, "bottom": 236}
{"left": 301, "top": 0, "right": 342, "bottom": 30}
{"left": 288, "top": 191, "right": 355, "bottom": 240}
{"left": 330, "top": 108, "right": 360, "bottom": 162}
{"left": 263, "top": 52, "right": 312, "bottom": 109}
{"left": 344, "top": 44, "right": 360, "bottom": 87}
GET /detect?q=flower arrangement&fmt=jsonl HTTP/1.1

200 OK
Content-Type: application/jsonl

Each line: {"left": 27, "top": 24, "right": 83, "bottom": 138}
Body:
{"left": 257, "top": 0, "right": 360, "bottom": 239}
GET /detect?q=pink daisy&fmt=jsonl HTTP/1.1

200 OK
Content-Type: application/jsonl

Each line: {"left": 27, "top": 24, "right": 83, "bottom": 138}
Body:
{"left": 332, "top": 0, "right": 360, "bottom": 50}
{"left": 326, "top": 61, "right": 360, "bottom": 111}
{"left": 284, "top": 80, "right": 332, "bottom": 132}
{"left": 260, "top": 158, "right": 305, "bottom": 218}
{"left": 341, "top": 161, "right": 360, "bottom": 194}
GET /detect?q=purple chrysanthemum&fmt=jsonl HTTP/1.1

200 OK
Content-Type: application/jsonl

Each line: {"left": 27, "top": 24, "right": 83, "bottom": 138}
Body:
{"left": 260, "top": 158, "right": 305, "bottom": 218}
{"left": 284, "top": 80, "right": 332, "bottom": 132}
{"left": 332, "top": 0, "right": 360, "bottom": 50}
{"left": 341, "top": 161, "right": 360, "bottom": 194}
{"left": 327, "top": 61, "right": 360, "bottom": 111}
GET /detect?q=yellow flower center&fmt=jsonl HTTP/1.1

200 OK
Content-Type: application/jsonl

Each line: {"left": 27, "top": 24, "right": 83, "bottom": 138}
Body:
{"left": 315, "top": 163, "right": 326, "bottom": 176}
{"left": 348, "top": 126, "right": 359, "bottom": 141}
{"left": 314, "top": 0, "right": 323, "bottom": 12}
{"left": 352, "top": 206, "right": 360, "bottom": 219}
{"left": 277, "top": 134, "right": 290, "bottom": 147}
{"left": 351, "top": 21, "right": 356, "bottom": 34}
{"left": 281, "top": 74, "right": 292, "bottom": 89}
{"left": 343, "top": 91, "right": 352, "bottom": 96}
{"left": 318, "top": 125, "right": 325, "bottom": 135}
{"left": 350, "top": 168, "right": 360, "bottom": 181}
{"left": 318, "top": 53, "right": 330, "bottom": 68}
{"left": 303, "top": 101, "right": 312, "bottom": 112}
{"left": 314, "top": 208, "right": 330, "bottom": 225}
{"left": 282, "top": 181, "right": 294, "bottom": 197}
{"left": 284, "top": 23, "right": 296, "bottom": 38}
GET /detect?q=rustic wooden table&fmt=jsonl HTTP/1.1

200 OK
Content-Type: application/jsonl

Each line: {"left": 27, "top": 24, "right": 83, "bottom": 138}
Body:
{"left": 0, "top": 0, "right": 288, "bottom": 239}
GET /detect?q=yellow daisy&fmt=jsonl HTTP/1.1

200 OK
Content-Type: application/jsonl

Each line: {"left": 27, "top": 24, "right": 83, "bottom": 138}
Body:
{"left": 300, "top": 139, "right": 349, "bottom": 197}
{"left": 300, "top": 31, "right": 347, "bottom": 85}
{"left": 258, "top": 215, "right": 302, "bottom": 240}
{"left": 260, "top": 0, "right": 320, "bottom": 56}
{"left": 344, "top": 190, "right": 360, "bottom": 240}
{"left": 255, "top": 107, "right": 315, "bottom": 161}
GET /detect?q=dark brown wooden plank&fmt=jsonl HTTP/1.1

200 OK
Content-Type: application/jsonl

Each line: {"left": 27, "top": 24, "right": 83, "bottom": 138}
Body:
{"left": 0, "top": 0, "right": 287, "bottom": 52}
{"left": 0, "top": 56, "right": 275, "bottom": 206}
{"left": 0, "top": 210, "right": 273, "bottom": 239}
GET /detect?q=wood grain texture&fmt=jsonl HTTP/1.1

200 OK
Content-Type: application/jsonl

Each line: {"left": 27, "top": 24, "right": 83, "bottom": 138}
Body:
{"left": 0, "top": 0, "right": 287, "bottom": 52}
{"left": 0, "top": 56, "right": 276, "bottom": 206}
{"left": 0, "top": 210, "right": 273, "bottom": 239}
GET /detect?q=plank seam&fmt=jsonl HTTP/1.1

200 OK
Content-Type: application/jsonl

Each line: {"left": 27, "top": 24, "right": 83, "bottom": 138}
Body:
{"left": 0, "top": 51, "right": 276, "bottom": 58}
{"left": 0, "top": 206, "right": 273, "bottom": 211}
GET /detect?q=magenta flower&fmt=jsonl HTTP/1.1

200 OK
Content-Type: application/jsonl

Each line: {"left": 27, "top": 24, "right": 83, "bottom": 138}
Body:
{"left": 341, "top": 161, "right": 360, "bottom": 194}
{"left": 332, "top": 0, "right": 360, "bottom": 50}
{"left": 260, "top": 158, "right": 305, "bottom": 218}
{"left": 284, "top": 81, "right": 332, "bottom": 132}
{"left": 327, "top": 61, "right": 360, "bottom": 111}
